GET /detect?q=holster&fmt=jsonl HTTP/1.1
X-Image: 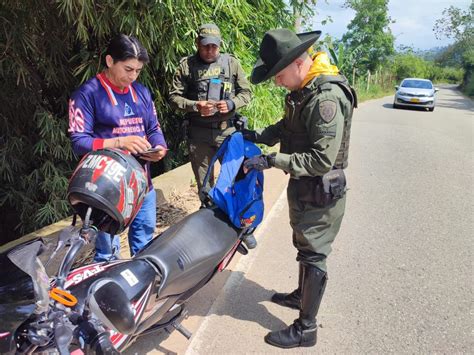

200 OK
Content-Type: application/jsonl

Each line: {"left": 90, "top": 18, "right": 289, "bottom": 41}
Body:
{"left": 233, "top": 114, "right": 248, "bottom": 131}
{"left": 296, "top": 169, "right": 346, "bottom": 207}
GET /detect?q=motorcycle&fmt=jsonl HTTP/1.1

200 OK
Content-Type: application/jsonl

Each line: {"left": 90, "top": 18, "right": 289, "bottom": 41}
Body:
{"left": 0, "top": 139, "right": 262, "bottom": 354}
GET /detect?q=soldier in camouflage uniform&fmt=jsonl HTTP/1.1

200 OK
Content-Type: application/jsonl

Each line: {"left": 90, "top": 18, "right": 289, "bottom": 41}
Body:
{"left": 169, "top": 23, "right": 255, "bottom": 248}
{"left": 243, "top": 29, "right": 357, "bottom": 348}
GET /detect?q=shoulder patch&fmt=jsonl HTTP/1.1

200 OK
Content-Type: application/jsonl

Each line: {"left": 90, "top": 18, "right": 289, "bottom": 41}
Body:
{"left": 319, "top": 100, "right": 337, "bottom": 123}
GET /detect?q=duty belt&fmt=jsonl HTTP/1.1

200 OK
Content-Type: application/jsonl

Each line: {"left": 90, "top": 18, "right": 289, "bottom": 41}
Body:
{"left": 189, "top": 119, "right": 234, "bottom": 130}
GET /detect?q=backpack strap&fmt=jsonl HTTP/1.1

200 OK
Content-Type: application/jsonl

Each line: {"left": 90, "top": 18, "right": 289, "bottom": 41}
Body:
{"left": 310, "top": 74, "right": 358, "bottom": 108}
{"left": 200, "top": 134, "right": 232, "bottom": 205}
{"left": 218, "top": 53, "right": 231, "bottom": 81}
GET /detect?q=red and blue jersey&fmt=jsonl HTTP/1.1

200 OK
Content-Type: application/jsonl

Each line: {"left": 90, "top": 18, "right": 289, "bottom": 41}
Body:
{"left": 68, "top": 72, "right": 166, "bottom": 155}
{"left": 68, "top": 73, "right": 167, "bottom": 185}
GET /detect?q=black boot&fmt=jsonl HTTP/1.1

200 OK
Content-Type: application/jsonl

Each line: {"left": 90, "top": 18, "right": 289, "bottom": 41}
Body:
{"left": 242, "top": 233, "right": 257, "bottom": 249}
{"left": 264, "top": 265, "right": 327, "bottom": 349}
{"left": 270, "top": 263, "right": 303, "bottom": 310}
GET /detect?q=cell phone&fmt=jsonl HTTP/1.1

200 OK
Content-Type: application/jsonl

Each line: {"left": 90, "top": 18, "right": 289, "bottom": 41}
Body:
{"left": 139, "top": 147, "right": 166, "bottom": 155}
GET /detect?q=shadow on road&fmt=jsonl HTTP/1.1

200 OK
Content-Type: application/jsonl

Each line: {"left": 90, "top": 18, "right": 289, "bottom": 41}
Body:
{"left": 382, "top": 102, "right": 432, "bottom": 112}
{"left": 123, "top": 270, "right": 287, "bottom": 354}
{"left": 206, "top": 271, "right": 288, "bottom": 330}
{"left": 436, "top": 86, "right": 474, "bottom": 112}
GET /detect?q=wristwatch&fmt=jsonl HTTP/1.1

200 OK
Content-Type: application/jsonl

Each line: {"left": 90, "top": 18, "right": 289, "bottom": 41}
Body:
{"left": 192, "top": 102, "right": 199, "bottom": 112}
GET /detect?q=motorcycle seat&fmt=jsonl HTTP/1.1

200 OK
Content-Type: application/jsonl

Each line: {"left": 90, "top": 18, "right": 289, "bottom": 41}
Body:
{"left": 136, "top": 206, "right": 240, "bottom": 298}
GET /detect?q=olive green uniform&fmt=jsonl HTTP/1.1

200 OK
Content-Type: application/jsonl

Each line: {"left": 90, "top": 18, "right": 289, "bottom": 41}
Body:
{"left": 255, "top": 75, "right": 355, "bottom": 271}
{"left": 169, "top": 53, "right": 251, "bottom": 190}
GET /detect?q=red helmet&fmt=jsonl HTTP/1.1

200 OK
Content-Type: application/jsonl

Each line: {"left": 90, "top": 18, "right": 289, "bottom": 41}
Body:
{"left": 67, "top": 149, "right": 148, "bottom": 235}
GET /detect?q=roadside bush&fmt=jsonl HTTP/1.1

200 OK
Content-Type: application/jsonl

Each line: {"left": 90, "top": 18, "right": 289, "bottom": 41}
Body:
{"left": 391, "top": 53, "right": 463, "bottom": 84}
{"left": 461, "top": 49, "right": 474, "bottom": 96}
{"left": 431, "top": 66, "right": 464, "bottom": 83}
{"left": 391, "top": 53, "right": 431, "bottom": 80}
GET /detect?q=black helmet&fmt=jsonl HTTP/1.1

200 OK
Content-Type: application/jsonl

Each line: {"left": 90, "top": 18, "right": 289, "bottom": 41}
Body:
{"left": 67, "top": 149, "right": 148, "bottom": 235}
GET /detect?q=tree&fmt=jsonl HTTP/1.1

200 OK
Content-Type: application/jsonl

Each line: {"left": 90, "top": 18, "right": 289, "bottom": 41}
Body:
{"left": 341, "top": 0, "right": 395, "bottom": 73}
{"left": 434, "top": 2, "right": 474, "bottom": 95}
{"left": 433, "top": 3, "right": 474, "bottom": 43}
{"left": 290, "top": 0, "right": 318, "bottom": 31}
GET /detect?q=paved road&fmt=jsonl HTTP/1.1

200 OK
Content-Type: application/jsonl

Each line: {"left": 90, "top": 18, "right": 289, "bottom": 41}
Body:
{"left": 129, "top": 85, "right": 473, "bottom": 354}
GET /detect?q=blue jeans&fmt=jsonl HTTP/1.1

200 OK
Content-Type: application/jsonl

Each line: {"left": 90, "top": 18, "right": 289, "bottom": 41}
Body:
{"left": 94, "top": 189, "right": 156, "bottom": 262}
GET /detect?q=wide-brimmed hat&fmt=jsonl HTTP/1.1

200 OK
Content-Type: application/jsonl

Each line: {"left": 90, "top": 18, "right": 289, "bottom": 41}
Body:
{"left": 251, "top": 29, "right": 321, "bottom": 84}
{"left": 198, "top": 23, "right": 221, "bottom": 46}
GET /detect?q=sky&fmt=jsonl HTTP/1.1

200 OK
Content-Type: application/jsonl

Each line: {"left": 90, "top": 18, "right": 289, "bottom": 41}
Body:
{"left": 311, "top": 0, "right": 472, "bottom": 50}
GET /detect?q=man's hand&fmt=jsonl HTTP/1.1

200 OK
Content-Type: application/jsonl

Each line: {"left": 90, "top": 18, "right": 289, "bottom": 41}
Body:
{"left": 117, "top": 135, "right": 151, "bottom": 155}
{"left": 243, "top": 153, "right": 276, "bottom": 172}
{"left": 139, "top": 145, "right": 168, "bottom": 162}
{"left": 215, "top": 100, "right": 230, "bottom": 114}
{"left": 196, "top": 101, "right": 216, "bottom": 116}
{"left": 242, "top": 129, "right": 258, "bottom": 143}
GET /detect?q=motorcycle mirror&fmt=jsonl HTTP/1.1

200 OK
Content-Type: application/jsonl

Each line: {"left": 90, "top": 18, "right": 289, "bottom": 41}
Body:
{"left": 59, "top": 225, "right": 78, "bottom": 244}
{"left": 45, "top": 226, "right": 78, "bottom": 267}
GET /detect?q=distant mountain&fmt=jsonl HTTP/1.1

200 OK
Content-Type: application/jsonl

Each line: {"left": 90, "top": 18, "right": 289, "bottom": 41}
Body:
{"left": 414, "top": 47, "right": 448, "bottom": 61}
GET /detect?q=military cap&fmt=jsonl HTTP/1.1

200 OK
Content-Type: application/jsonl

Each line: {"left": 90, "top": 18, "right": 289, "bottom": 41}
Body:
{"left": 198, "top": 23, "right": 221, "bottom": 46}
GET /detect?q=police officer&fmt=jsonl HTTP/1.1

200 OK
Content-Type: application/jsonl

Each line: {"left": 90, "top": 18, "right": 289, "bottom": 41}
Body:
{"left": 242, "top": 29, "right": 357, "bottom": 348}
{"left": 169, "top": 23, "right": 256, "bottom": 248}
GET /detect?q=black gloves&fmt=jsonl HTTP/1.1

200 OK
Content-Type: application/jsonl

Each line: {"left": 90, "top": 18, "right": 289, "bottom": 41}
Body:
{"left": 243, "top": 153, "right": 276, "bottom": 171}
{"left": 233, "top": 115, "right": 248, "bottom": 131}
{"left": 242, "top": 129, "right": 258, "bottom": 143}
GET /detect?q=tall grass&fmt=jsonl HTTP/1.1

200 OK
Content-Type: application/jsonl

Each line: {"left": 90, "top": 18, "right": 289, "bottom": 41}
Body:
{"left": 355, "top": 81, "right": 397, "bottom": 102}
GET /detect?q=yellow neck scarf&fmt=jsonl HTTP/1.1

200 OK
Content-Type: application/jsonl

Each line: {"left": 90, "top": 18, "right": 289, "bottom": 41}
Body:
{"left": 300, "top": 51, "right": 340, "bottom": 88}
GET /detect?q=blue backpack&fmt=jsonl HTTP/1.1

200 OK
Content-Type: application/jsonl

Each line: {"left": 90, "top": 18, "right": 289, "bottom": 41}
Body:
{"left": 203, "top": 132, "right": 264, "bottom": 230}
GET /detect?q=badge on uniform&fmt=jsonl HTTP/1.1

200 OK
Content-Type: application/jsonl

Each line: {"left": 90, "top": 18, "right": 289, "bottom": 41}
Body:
{"left": 319, "top": 100, "right": 337, "bottom": 123}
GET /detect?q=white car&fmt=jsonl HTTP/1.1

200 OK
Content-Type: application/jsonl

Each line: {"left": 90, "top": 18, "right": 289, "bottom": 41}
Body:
{"left": 393, "top": 78, "right": 438, "bottom": 111}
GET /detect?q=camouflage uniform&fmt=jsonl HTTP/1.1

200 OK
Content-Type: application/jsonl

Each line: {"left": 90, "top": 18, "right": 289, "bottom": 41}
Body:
{"left": 254, "top": 74, "right": 356, "bottom": 271}
{"left": 169, "top": 53, "right": 251, "bottom": 191}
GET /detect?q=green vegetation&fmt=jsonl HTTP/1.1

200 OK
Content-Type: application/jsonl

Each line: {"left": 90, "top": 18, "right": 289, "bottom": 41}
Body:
{"left": 434, "top": 3, "right": 474, "bottom": 96}
{"left": 342, "top": 0, "right": 395, "bottom": 74}
{"left": 391, "top": 53, "right": 464, "bottom": 84}
{"left": 355, "top": 81, "right": 395, "bottom": 102}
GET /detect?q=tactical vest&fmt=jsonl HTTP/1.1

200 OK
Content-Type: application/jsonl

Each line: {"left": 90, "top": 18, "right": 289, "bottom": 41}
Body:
{"left": 280, "top": 75, "right": 357, "bottom": 169}
{"left": 186, "top": 53, "right": 236, "bottom": 124}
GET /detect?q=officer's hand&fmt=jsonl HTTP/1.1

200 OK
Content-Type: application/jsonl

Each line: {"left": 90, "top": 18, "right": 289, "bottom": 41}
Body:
{"left": 118, "top": 136, "right": 151, "bottom": 155}
{"left": 139, "top": 145, "right": 168, "bottom": 162}
{"left": 243, "top": 153, "right": 276, "bottom": 173}
{"left": 197, "top": 101, "right": 216, "bottom": 117}
{"left": 215, "top": 100, "right": 229, "bottom": 114}
{"left": 242, "top": 129, "right": 258, "bottom": 143}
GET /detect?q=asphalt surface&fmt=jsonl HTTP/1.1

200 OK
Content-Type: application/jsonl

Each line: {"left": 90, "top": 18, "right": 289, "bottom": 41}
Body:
{"left": 129, "top": 85, "right": 473, "bottom": 354}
